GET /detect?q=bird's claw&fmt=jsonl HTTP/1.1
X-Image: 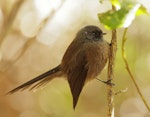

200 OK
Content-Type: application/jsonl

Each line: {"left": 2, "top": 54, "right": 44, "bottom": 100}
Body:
{"left": 96, "top": 78, "right": 115, "bottom": 86}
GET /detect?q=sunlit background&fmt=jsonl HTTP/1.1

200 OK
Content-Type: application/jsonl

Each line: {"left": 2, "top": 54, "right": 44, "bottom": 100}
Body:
{"left": 0, "top": 0, "right": 150, "bottom": 117}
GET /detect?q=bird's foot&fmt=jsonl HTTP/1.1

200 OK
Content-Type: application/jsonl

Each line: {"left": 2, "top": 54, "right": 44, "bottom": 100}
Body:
{"left": 96, "top": 78, "right": 115, "bottom": 86}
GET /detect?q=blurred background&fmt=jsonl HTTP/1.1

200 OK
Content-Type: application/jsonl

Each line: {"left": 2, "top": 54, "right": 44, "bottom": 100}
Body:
{"left": 0, "top": 0, "right": 150, "bottom": 117}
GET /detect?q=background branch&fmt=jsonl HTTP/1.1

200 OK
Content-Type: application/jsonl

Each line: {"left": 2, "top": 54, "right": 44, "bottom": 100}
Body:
{"left": 121, "top": 28, "right": 150, "bottom": 111}
{"left": 0, "top": 0, "right": 25, "bottom": 45}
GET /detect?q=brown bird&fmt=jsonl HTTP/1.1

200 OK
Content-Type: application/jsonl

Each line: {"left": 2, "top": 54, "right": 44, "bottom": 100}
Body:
{"left": 8, "top": 25, "right": 110, "bottom": 109}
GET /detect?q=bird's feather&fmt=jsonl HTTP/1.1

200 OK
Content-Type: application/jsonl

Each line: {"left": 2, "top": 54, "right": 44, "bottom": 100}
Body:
{"left": 8, "top": 65, "right": 62, "bottom": 94}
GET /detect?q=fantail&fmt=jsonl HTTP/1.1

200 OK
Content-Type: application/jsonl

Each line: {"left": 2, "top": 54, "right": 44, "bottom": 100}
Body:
{"left": 8, "top": 25, "right": 110, "bottom": 109}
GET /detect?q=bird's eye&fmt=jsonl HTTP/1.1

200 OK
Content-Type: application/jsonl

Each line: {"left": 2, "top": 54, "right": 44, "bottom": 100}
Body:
{"left": 90, "top": 32, "right": 96, "bottom": 36}
{"left": 85, "top": 31, "right": 100, "bottom": 40}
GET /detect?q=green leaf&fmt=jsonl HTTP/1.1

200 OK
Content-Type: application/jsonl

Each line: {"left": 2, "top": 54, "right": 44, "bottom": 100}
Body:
{"left": 98, "top": 1, "right": 143, "bottom": 30}
{"left": 136, "top": 5, "right": 148, "bottom": 16}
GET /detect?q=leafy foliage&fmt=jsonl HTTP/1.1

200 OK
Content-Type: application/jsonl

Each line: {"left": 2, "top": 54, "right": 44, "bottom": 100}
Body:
{"left": 98, "top": 0, "right": 148, "bottom": 30}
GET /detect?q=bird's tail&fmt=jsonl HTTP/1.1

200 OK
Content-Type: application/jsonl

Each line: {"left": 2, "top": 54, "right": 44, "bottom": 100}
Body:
{"left": 8, "top": 65, "right": 62, "bottom": 94}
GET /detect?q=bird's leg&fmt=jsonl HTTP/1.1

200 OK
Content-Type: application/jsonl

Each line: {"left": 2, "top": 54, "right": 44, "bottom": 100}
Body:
{"left": 96, "top": 78, "right": 115, "bottom": 86}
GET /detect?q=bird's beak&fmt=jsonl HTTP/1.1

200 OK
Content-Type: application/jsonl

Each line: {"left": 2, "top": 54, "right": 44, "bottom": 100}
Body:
{"left": 102, "top": 33, "right": 106, "bottom": 35}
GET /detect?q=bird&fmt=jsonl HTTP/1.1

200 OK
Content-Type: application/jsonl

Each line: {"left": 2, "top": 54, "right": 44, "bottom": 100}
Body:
{"left": 8, "top": 25, "right": 110, "bottom": 109}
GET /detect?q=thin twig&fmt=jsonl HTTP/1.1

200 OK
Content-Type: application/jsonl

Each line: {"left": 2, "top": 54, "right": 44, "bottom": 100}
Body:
{"left": 121, "top": 28, "right": 150, "bottom": 111}
{"left": 114, "top": 88, "right": 128, "bottom": 95}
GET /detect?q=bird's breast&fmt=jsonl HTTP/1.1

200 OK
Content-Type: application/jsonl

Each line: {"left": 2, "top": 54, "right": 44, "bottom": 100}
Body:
{"left": 84, "top": 40, "right": 109, "bottom": 80}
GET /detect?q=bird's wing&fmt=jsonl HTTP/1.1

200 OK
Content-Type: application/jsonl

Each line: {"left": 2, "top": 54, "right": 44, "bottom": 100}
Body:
{"left": 67, "top": 62, "right": 87, "bottom": 109}
{"left": 61, "top": 39, "right": 88, "bottom": 109}
{"left": 64, "top": 47, "right": 88, "bottom": 108}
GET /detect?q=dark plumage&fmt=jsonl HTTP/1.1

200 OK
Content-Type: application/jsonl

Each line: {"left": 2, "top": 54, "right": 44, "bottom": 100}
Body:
{"left": 8, "top": 25, "right": 110, "bottom": 109}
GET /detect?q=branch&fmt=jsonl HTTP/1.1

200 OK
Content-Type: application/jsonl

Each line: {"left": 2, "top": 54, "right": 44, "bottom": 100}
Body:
{"left": 106, "top": 3, "right": 117, "bottom": 116}
{"left": 121, "top": 28, "right": 150, "bottom": 111}
{"left": 4, "top": 1, "right": 65, "bottom": 72}
{"left": 107, "top": 29, "right": 117, "bottom": 117}
{"left": 0, "top": 0, "right": 25, "bottom": 45}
